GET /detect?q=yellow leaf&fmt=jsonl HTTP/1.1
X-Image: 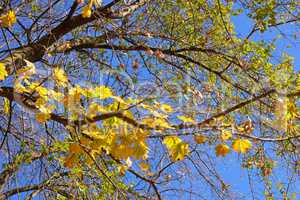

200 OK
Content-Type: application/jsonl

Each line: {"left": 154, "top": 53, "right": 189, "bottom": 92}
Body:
{"left": 155, "top": 118, "right": 173, "bottom": 129}
{"left": 28, "top": 83, "right": 48, "bottom": 98}
{"left": 163, "top": 136, "right": 182, "bottom": 149}
{"left": 0, "top": 63, "right": 8, "bottom": 80}
{"left": 0, "top": 10, "right": 16, "bottom": 28}
{"left": 69, "top": 143, "right": 82, "bottom": 154}
{"left": 36, "top": 112, "right": 51, "bottom": 123}
{"left": 177, "top": 116, "right": 195, "bottom": 123}
{"left": 215, "top": 144, "right": 230, "bottom": 157}
{"left": 139, "top": 162, "right": 150, "bottom": 171}
{"left": 221, "top": 130, "right": 232, "bottom": 141}
{"left": 163, "top": 136, "right": 189, "bottom": 161}
{"left": 232, "top": 139, "right": 252, "bottom": 153}
{"left": 111, "top": 144, "right": 134, "bottom": 160}
{"left": 53, "top": 68, "right": 68, "bottom": 87}
{"left": 170, "top": 142, "right": 189, "bottom": 161}
{"left": 194, "top": 134, "right": 207, "bottom": 144}
{"left": 64, "top": 153, "right": 78, "bottom": 169}
{"left": 161, "top": 104, "right": 173, "bottom": 113}
{"left": 94, "top": 86, "right": 113, "bottom": 99}
{"left": 132, "top": 141, "right": 149, "bottom": 160}
{"left": 35, "top": 106, "right": 53, "bottom": 123}
{"left": 35, "top": 98, "right": 47, "bottom": 108}
{"left": 82, "top": 6, "right": 92, "bottom": 18}
{"left": 4, "top": 98, "right": 10, "bottom": 114}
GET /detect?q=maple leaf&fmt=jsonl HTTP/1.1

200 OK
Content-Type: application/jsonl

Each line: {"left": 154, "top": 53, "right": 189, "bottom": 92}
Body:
{"left": 170, "top": 142, "right": 189, "bottom": 161}
{"left": 215, "top": 144, "right": 230, "bottom": 157}
{"left": 232, "top": 139, "right": 252, "bottom": 153}
{"left": 194, "top": 134, "right": 207, "bottom": 144}
{"left": 163, "top": 136, "right": 181, "bottom": 149}
{"left": 163, "top": 136, "right": 189, "bottom": 161}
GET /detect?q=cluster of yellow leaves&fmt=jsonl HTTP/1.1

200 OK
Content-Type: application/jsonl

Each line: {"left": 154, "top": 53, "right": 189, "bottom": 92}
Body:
{"left": 12, "top": 61, "right": 153, "bottom": 173}
{"left": 163, "top": 136, "right": 189, "bottom": 161}
{"left": 139, "top": 102, "right": 176, "bottom": 130}
{"left": 64, "top": 126, "right": 149, "bottom": 171}
{"left": 0, "top": 10, "right": 16, "bottom": 28}
{"left": 10, "top": 60, "right": 57, "bottom": 123}
{"left": 110, "top": 128, "right": 149, "bottom": 161}
{"left": 215, "top": 138, "right": 252, "bottom": 157}
{"left": 64, "top": 137, "right": 95, "bottom": 168}
{"left": 12, "top": 60, "right": 118, "bottom": 124}
{"left": 8, "top": 58, "right": 256, "bottom": 175}
{"left": 25, "top": 82, "right": 57, "bottom": 123}
{"left": 0, "top": 63, "right": 8, "bottom": 80}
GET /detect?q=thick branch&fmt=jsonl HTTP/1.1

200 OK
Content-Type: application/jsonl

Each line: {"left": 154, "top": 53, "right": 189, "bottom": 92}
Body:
{"left": 1, "top": 0, "right": 148, "bottom": 74}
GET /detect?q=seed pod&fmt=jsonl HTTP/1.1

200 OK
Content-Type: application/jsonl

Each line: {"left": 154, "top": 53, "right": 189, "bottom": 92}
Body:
{"left": 132, "top": 60, "right": 139, "bottom": 70}
{"left": 146, "top": 48, "right": 154, "bottom": 55}
{"left": 145, "top": 32, "right": 152, "bottom": 38}
{"left": 154, "top": 50, "right": 165, "bottom": 59}
{"left": 119, "top": 63, "right": 125, "bottom": 69}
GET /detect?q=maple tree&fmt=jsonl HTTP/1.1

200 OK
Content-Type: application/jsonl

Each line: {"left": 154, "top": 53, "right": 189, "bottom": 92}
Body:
{"left": 0, "top": 0, "right": 299, "bottom": 199}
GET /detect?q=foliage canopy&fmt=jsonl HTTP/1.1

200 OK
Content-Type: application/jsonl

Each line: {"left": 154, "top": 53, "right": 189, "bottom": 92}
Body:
{"left": 0, "top": 0, "right": 299, "bottom": 199}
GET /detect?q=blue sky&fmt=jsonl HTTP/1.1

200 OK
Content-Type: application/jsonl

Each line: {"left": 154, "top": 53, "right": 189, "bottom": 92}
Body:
{"left": 232, "top": 10, "right": 300, "bottom": 71}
